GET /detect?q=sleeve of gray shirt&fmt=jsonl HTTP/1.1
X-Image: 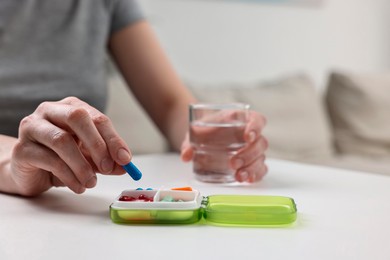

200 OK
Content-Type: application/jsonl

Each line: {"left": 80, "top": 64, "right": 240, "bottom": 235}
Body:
{"left": 109, "top": 0, "right": 145, "bottom": 34}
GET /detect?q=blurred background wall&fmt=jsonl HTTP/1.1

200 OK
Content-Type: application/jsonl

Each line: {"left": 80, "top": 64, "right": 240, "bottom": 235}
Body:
{"left": 139, "top": 0, "right": 390, "bottom": 89}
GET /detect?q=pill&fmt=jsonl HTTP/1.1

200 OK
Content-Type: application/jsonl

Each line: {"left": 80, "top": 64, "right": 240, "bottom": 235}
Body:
{"left": 138, "top": 194, "right": 147, "bottom": 200}
{"left": 119, "top": 196, "right": 136, "bottom": 201}
{"left": 171, "top": 186, "right": 193, "bottom": 191}
{"left": 161, "top": 195, "right": 175, "bottom": 202}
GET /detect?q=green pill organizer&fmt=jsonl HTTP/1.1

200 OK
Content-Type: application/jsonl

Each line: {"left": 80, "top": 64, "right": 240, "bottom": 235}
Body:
{"left": 110, "top": 188, "right": 297, "bottom": 226}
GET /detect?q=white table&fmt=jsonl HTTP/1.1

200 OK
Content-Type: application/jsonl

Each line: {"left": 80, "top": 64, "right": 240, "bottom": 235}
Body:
{"left": 1, "top": 153, "right": 390, "bottom": 260}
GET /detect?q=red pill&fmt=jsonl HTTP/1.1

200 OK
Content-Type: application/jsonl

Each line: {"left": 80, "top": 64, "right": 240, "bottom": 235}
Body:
{"left": 119, "top": 196, "right": 136, "bottom": 201}
{"left": 138, "top": 194, "right": 146, "bottom": 200}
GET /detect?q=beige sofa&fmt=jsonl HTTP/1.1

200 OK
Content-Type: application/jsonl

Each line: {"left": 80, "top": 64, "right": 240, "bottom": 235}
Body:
{"left": 106, "top": 71, "right": 390, "bottom": 176}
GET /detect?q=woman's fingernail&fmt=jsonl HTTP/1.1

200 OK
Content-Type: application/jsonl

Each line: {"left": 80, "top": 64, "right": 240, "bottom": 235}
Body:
{"left": 233, "top": 158, "right": 244, "bottom": 169}
{"left": 76, "top": 186, "right": 86, "bottom": 194}
{"left": 117, "top": 148, "right": 131, "bottom": 164}
{"left": 249, "top": 131, "right": 256, "bottom": 142}
{"left": 238, "top": 171, "right": 249, "bottom": 182}
{"left": 85, "top": 175, "right": 97, "bottom": 188}
{"left": 101, "top": 157, "right": 114, "bottom": 173}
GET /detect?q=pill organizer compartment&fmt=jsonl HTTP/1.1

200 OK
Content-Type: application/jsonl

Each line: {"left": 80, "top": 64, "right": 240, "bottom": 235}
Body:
{"left": 110, "top": 189, "right": 203, "bottom": 224}
{"left": 110, "top": 189, "right": 297, "bottom": 226}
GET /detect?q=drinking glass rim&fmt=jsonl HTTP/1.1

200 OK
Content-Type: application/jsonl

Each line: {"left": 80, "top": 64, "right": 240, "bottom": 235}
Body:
{"left": 189, "top": 103, "right": 250, "bottom": 110}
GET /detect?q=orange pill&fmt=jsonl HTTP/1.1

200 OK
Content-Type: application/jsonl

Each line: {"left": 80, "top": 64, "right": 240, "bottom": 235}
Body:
{"left": 171, "top": 186, "right": 193, "bottom": 191}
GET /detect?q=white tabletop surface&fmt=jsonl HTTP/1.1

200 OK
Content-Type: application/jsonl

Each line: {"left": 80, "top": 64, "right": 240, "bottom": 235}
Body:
{"left": 1, "top": 153, "right": 390, "bottom": 260}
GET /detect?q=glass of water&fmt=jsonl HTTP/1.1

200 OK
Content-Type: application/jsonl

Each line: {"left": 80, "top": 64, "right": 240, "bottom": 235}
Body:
{"left": 189, "top": 103, "right": 249, "bottom": 183}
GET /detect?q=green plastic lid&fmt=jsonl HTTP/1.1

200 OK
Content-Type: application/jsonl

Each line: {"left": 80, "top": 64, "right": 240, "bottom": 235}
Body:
{"left": 202, "top": 195, "right": 297, "bottom": 226}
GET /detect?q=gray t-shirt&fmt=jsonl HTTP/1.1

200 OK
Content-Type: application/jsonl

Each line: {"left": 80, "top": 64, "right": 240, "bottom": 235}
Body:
{"left": 0, "top": 0, "right": 144, "bottom": 136}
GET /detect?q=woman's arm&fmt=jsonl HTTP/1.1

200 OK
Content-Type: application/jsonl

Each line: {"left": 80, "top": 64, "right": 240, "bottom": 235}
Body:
{"left": 0, "top": 135, "right": 19, "bottom": 194}
{"left": 108, "top": 20, "right": 196, "bottom": 151}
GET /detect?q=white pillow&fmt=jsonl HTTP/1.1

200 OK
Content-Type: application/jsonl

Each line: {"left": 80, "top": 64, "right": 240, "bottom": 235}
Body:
{"left": 326, "top": 71, "right": 390, "bottom": 158}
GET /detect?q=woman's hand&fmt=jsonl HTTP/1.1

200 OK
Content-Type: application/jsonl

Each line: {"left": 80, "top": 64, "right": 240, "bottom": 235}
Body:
{"left": 10, "top": 97, "right": 132, "bottom": 196}
{"left": 181, "top": 110, "right": 268, "bottom": 183}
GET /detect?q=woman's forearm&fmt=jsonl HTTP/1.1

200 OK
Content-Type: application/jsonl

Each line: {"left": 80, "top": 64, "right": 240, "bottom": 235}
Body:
{"left": 163, "top": 95, "right": 196, "bottom": 152}
{"left": 109, "top": 21, "right": 197, "bottom": 152}
{"left": 0, "top": 135, "right": 19, "bottom": 194}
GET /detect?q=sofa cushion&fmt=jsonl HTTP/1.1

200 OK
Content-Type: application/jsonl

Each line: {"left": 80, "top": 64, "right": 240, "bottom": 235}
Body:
{"left": 188, "top": 74, "right": 335, "bottom": 161}
{"left": 326, "top": 71, "right": 390, "bottom": 158}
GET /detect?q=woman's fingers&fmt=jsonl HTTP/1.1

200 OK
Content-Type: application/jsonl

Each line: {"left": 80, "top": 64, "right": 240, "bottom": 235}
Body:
{"left": 51, "top": 175, "right": 65, "bottom": 188}
{"left": 180, "top": 134, "right": 193, "bottom": 162}
{"left": 81, "top": 146, "right": 125, "bottom": 175}
{"left": 231, "top": 111, "right": 268, "bottom": 183}
{"left": 231, "top": 135, "right": 268, "bottom": 169}
{"left": 231, "top": 135, "right": 268, "bottom": 183}
{"left": 19, "top": 116, "right": 96, "bottom": 189}
{"left": 60, "top": 97, "right": 132, "bottom": 168}
{"left": 244, "top": 111, "right": 267, "bottom": 143}
{"left": 34, "top": 97, "right": 132, "bottom": 173}
{"left": 36, "top": 101, "right": 115, "bottom": 174}
{"left": 235, "top": 160, "right": 268, "bottom": 183}
{"left": 92, "top": 113, "right": 132, "bottom": 166}
{"left": 12, "top": 141, "right": 86, "bottom": 194}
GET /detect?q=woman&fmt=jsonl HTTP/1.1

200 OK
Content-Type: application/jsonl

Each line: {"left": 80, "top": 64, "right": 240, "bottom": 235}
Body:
{"left": 0, "top": 0, "right": 268, "bottom": 196}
